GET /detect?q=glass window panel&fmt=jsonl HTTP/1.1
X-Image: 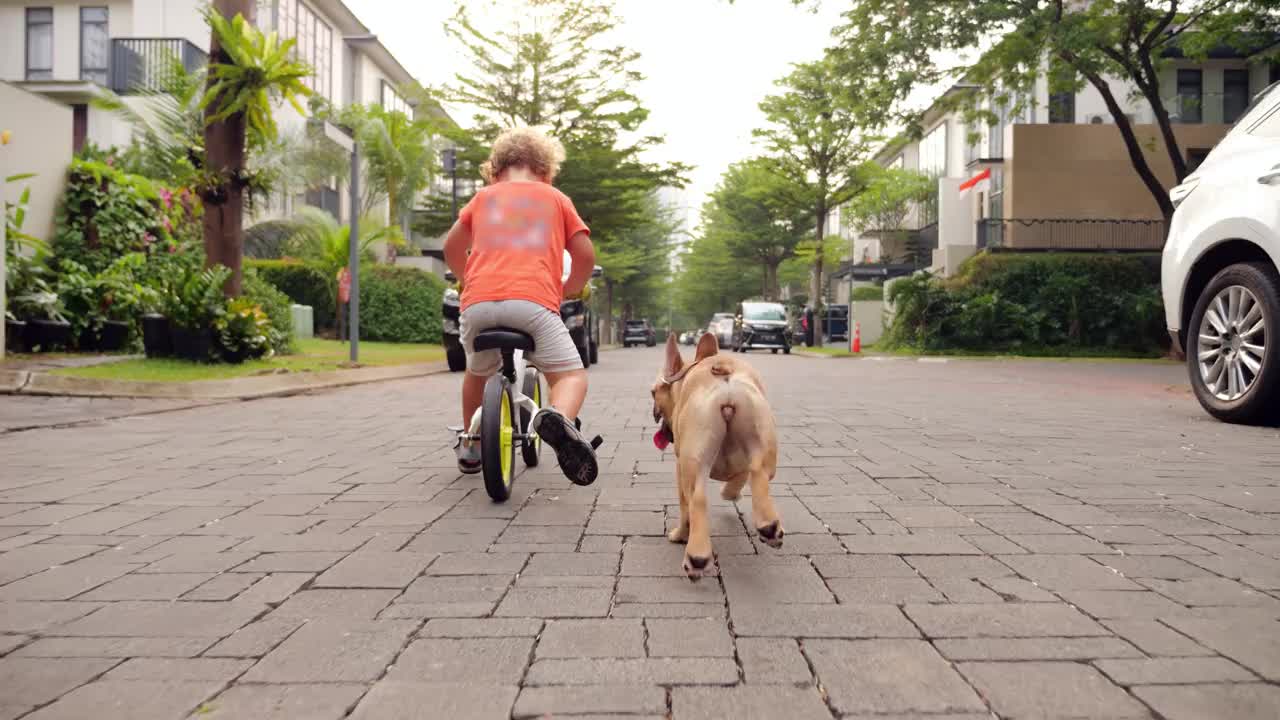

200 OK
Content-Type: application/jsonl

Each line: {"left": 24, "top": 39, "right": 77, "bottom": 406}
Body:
{"left": 27, "top": 8, "right": 53, "bottom": 79}
{"left": 1177, "top": 69, "right": 1203, "bottom": 123}
{"left": 1223, "top": 69, "right": 1250, "bottom": 124}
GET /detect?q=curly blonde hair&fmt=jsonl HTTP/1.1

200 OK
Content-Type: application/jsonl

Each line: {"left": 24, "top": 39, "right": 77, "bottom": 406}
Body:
{"left": 480, "top": 127, "right": 566, "bottom": 184}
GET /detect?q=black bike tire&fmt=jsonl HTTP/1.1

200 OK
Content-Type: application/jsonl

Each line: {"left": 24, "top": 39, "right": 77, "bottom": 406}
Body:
{"left": 481, "top": 376, "right": 516, "bottom": 502}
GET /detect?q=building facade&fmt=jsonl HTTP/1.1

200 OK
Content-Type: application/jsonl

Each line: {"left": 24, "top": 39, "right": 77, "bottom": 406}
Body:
{"left": 835, "top": 47, "right": 1280, "bottom": 284}
{"left": 0, "top": 0, "right": 441, "bottom": 254}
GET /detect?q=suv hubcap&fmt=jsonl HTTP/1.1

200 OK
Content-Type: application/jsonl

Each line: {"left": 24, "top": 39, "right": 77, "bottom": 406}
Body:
{"left": 1198, "top": 285, "right": 1267, "bottom": 402}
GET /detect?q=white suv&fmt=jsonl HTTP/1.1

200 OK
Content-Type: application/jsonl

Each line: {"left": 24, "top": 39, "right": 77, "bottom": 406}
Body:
{"left": 1162, "top": 81, "right": 1280, "bottom": 424}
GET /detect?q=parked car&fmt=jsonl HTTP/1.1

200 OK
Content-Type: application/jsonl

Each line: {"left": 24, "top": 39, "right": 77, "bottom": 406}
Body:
{"left": 709, "top": 312, "right": 735, "bottom": 348}
{"left": 442, "top": 253, "right": 604, "bottom": 372}
{"left": 622, "top": 319, "right": 656, "bottom": 347}
{"left": 825, "top": 304, "right": 850, "bottom": 341}
{"left": 1162, "top": 80, "right": 1280, "bottom": 424}
{"left": 732, "top": 301, "right": 791, "bottom": 354}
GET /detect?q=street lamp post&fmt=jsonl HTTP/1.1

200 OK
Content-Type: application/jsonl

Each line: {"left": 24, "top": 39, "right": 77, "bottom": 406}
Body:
{"left": 339, "top": 34, "right": 378, "bottom": 363}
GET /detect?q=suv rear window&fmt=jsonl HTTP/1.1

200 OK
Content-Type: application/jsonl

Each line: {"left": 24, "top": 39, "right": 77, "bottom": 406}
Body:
{"left": 626, "top": 321, "right": 646, "bottom": 328}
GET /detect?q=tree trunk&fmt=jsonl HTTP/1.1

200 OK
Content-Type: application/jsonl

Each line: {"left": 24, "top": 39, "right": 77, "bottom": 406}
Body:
{"left": 203, "top": 0, "right": 254, "bottom": 297}
{"left": 1079, "top": 66, "right": 1175, "bottom": 225}
{"left": 810, "top": 205, "right": 827, "bottom": 343}
{"left": 1136, "top": 51, "right": 1188, "bottom": 185}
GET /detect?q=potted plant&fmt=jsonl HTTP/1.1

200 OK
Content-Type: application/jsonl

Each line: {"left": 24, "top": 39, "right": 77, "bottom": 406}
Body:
{"left": 94, "top": 254, "right": 155, "bottom": 352}
{"left": 15, "top": 284, "right": 72, "bottom": 351}
{"left": 214, "top": 297, "right": 272, "bottom": 363}
{"left": 4, "top": 311, "right": 26, "bottom": 354}
{"left": 165, "top": 266, "right": 230, "bottom": 362}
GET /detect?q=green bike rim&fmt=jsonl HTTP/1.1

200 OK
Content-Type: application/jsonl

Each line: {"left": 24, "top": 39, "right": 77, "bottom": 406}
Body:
{"left": 500, "top": 389, "right": 513, "bottom": 486}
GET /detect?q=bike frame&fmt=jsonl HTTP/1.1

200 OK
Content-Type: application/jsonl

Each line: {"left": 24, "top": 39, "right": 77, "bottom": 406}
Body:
{"left": 460, "top": 349, "right": 540, "bottom": 443}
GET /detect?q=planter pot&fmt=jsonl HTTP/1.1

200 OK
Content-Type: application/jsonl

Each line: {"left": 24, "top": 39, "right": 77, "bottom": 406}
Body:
{"left": 25, "top": 319, "right": 73, "bottom": 352}
{"left": 77, "top": 325, "right": 102, "bottom": 352}
{"left": 169, "top": 324, "right": 213, "bottom": 362}
{"left": 141, "top": 314, "right": 172, "bottom": 358}
{"left": 5, "top": 319, "right": 28, "bottom": 353}
{"left": 88, "top": 320, "right": 131, "bottom": 352}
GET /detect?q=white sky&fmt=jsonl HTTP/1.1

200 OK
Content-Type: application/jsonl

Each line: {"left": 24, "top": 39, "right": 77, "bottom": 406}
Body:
{"left": 349, "top": 0, "right": 850, "bottom": 213}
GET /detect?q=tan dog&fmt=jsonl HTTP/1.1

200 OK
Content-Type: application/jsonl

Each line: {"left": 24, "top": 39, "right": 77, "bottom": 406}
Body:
{"left": 651, "top": 332, "right": 783, "bottom": 579}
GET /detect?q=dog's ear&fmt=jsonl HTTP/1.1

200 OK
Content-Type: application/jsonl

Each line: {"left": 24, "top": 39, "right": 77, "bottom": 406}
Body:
{"left": 694, "top": 331, "right": 719, "bottom": 362}
{"left": 663, "top": 333, "right": 684, "bottom": 377}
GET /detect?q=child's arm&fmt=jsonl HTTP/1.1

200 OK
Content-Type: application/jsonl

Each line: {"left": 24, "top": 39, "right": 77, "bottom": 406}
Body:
{"left": 563, "top": 230, "right": 595, "bottom": 298}
{"left": 443, "top": 219, "right": 472, "bottom": 281}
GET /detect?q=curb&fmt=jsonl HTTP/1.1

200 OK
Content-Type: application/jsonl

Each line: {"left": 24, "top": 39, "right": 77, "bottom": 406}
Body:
{"left": 7, "top": 361, "right": 449, "bottom": 401}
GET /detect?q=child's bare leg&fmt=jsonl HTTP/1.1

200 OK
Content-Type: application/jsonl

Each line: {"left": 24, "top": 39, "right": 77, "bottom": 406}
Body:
{"left": 461, "top": 371, "right": 487, "bottom": 428}
{"left": 542, "top": 368, "right": 587, "bottom": 419}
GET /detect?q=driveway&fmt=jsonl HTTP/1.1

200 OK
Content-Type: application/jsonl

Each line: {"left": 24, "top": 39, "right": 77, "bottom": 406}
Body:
{"left": 1, "top": 348, "right": 1278, "bottom": 719}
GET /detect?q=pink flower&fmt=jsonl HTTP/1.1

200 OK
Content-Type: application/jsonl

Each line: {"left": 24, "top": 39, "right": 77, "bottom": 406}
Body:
{"left": 143, "top": 232, "right": 155, "bottom": 246}
{"left": 163, "top": 217, "right": 172, "bottom": 232}
{"left": 106, "top": 156, "right": 114, "bottom": 167}
{"left": 168, "top": 244, "right": 177, "bottom": 254}
{"left": 159, "top": 188, "right": 173, "bottom": 209}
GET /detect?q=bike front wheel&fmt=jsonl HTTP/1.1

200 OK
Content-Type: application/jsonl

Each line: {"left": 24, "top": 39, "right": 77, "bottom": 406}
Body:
{"left": 481, "top": 375, "right": 517, "bottom": 502}
{"left": 520, "top": 369, "right": 542, "bottom": 467}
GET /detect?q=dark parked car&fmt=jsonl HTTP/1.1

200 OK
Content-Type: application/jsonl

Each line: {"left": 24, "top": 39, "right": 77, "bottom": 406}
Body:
{"left": 622, "top": 319, "right": 656, "bottom": 347}
{"left": 732, "top": 301, "right": 790, "bottom": 354}
{"left": 825, "top": 304, "right": 850, "bottom": 341}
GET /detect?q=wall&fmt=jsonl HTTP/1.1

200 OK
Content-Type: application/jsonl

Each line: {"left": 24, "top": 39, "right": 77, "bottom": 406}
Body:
{"left": 0, "top": 82, "right": 73, "bottom": 242}
{"left": 0, "top": 0, "right": 135, "bottom": 82}
{"left": 1005, "top": 122, "right": 1230, "bottom": 221}
{"left": 128, "top": 0, "right": 206, "bottom": 47}
{"left": 935, "top": 176, "right": 973, "bottom": 250}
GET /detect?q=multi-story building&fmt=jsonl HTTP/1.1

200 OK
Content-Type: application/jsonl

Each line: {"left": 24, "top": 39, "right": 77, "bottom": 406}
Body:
{"left": 0, "top": 0, "right": 443, "bottom": 248}
{"left": 833, "top": 43, "right": 1280, "bottom": 288}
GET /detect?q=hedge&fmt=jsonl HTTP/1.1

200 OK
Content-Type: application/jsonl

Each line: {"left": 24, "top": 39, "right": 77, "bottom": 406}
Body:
{"left": 851, "top": 286, "right": 884, "bottom": 301}
{"left": 882, "top": 252, "right": 1165, "bottom": 354}
{"left": 358, "top": 265, "right": 446, "bottom": 343}
{"left": 245, "top": 259, "right": 335, "bottom": 330}
{"left": 242, "top": 269, "right": 297, "bottom": 355}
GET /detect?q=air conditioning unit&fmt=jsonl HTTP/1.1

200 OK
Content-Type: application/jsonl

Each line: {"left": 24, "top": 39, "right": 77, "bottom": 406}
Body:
{"left": 1088, "top": 114, "right": 1107, "bottom": 124}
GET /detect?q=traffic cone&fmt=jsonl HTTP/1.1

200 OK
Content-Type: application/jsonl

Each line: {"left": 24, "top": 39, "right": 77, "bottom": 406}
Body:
{"left": 852, "top": 322, "right": 861, "bottom": 354}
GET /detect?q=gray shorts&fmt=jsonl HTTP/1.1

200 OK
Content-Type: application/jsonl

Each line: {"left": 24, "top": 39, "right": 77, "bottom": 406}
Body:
{"left": 461, "top": 299, "right": 583, "bottom": 376}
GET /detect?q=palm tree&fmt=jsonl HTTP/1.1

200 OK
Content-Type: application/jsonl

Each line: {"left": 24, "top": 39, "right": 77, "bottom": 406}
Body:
{"left": 257, "top": 207, "right": 396, "bottom": 281}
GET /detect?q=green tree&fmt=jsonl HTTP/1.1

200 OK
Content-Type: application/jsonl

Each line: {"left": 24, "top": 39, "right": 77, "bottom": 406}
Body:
{"left": 202, "top": 1, "right": 311, "bottom": 296}
{"left": 334, "top": 103, "right": 439, "bottom": 237}
{"left": 826, "top": 0, "right": 1280, "bottom": 225}
{"left": 674, "top": 230, "right": 762, "bottom": 326}
{"left": 702, "top": 159, "right": 810, "bottom": 301}
{"left": 844, "top": 165, "right": 935, "bottom": 266}
{"left": 432, "top": 0, "right": 687, "bottom": 338}
{"left": 755, "top": 57, "right": 874, "bottom": 339}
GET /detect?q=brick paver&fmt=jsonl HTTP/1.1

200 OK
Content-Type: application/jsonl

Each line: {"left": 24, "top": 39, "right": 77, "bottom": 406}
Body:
{"left": 3, "top": 350, "right": 1280, "bottom": 718}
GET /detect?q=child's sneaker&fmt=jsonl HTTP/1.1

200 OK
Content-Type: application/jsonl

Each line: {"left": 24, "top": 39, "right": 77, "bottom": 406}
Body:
{"left": 531, "top": 407, "right": 599, "bottom": 486}
{"left": 455, "top": 437, "right": 481, "bottom": 474}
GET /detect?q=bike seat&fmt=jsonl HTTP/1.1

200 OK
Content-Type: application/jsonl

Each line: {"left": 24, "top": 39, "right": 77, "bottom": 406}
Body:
{"left": 474, "top": 327, "right": 535, "bottom": 352}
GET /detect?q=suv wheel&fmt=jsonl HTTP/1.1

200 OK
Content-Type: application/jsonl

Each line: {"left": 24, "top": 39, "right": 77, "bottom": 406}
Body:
{"left": 446, "top": 342, "right": 466, "bottom": 372}
{"left": 589, "top": 341, "right": 599, "bottom": 364}
{"left": 1187, "top": 262, "right": 1280, "bottom": 424}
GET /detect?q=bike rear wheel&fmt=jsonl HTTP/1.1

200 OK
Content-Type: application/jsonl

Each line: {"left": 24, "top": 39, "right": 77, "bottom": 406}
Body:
{"left": 481, "top": 375, "right": 517, "bottom": 502}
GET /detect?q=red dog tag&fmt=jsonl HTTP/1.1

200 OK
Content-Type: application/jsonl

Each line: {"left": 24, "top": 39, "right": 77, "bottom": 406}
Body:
{"left": 653, "top": 428, "right": 670, "bottom": 451}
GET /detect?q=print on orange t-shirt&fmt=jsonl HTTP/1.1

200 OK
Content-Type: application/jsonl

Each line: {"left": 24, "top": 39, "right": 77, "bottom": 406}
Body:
{"left": 457, "top": 181, "right": 589, "bottom": 313}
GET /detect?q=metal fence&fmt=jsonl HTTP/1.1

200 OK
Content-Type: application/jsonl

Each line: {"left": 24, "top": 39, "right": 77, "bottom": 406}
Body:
{"left": 976, "top": 218, "right": 1166, "bottom": 251}
{"left": 110, "top": 38, "right": 208, "bottom": 94}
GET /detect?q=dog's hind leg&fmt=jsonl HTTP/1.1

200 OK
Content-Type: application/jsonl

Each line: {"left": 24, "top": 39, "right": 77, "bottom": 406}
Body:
{"left": 720, "top": 473, "right": 747, "bottom": 501}
{"left": 680, "top": 456, "right": 715, "bottom": 580}
{"left": 749, "top": 465, "right": 784, "bottom": 549}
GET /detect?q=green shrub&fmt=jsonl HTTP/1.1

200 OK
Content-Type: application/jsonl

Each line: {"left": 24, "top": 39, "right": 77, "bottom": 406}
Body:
{"left": 245, "top": 259, "right": 335, "bottom": 329}
{"left": 215, "top": 297, "right": 273, "bottom": 363}
{"left": 883, "top": 253, "right": 1165, "bottom": 354}
{"left": 243, "top": 269, "right": 296, "bottom": 355}
{"left": 851, "top": 286, "right": 884, "bottom": 302}
{"left": 358, "top": 265, "right": 445, "bottom": 343}
{"left": 52, "top": 160, "right": 165, "bottom": 274}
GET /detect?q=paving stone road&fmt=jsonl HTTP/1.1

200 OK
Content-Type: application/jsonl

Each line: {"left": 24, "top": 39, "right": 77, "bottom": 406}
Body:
{"left": 2, "top": 348, "right": 1280, "bottom": 719}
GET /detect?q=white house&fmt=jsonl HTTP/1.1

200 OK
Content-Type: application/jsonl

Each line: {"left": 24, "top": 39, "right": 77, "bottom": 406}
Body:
{"left": 832, "top": 43, "right": 1280, "bottom": 288}
{"left": 0, "top": 0, "right": 444, "bottom": 252}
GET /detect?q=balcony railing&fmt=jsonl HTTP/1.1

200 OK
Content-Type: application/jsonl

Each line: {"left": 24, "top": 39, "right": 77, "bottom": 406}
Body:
{"left": 976, "top": 218, "right": 1167, "bottom": 251}
{"left": 110, "top": 38, "right": 207, "bottom": 94}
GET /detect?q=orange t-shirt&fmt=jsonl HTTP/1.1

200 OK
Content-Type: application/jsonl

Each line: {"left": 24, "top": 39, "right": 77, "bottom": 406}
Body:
{"left": 458, "top": 181, "right": 589, "bottom": 313}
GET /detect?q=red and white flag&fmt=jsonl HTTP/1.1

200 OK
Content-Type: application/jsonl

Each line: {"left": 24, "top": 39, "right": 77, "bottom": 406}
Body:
{"left": 959, "top": 168, "right": 991, "bottom": 195}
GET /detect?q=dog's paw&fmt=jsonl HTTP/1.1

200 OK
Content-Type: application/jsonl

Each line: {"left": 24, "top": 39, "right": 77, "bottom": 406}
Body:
{"left": 757, "top": 520, "right": 784, "bottom": 549}
{"left": 667, "top": 525, "right": 689, "bottom": 544}
{"left": 682, "top": 552, "right": 716, "bottom": 581}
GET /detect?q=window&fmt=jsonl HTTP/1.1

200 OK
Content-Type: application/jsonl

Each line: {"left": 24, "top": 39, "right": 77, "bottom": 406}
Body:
{"left": 381, "top": 80, "right": 413, "bottom": 116}
{"left": 81, "top": 7, "right": 109, "bottom": 85}
{"left": 919, "top": 123, "right": 947, "bottom": 177}
{"left": 1176, "top": 69, "right": 1203, "bottom": 123}
{"left": 26, "top": 8, "right": 53, "bottom": 80}
{"left": 275, "top": 0, "right": 331, "bottom": 100}
{"left": 1049, "top": 89, "right": 1075, "bottom": 123}
{"left": 988, "top": 168, "right": 1004, "bottom": 220}
{"left": 1223, "top": 69, "right": 1250, "bottom": 124}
